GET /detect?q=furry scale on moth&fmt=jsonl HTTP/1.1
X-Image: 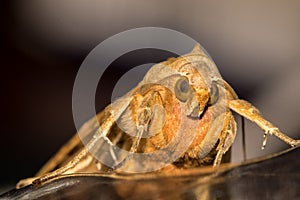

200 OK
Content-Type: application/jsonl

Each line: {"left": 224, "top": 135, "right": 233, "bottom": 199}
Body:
{"left": 17, "top": 44, "right": 300, "bottom": 189}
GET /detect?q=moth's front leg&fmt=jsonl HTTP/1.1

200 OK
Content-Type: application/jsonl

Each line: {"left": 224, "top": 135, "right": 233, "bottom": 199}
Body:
{"left": 31, "top": 97, "right": 132, "bottom": 186}
{"left": 113, "top": 90, "right": 165, "bottom": 170}
{"left": 17, "top": 124, "right": 91, "bottom": 188}
{"left": 213, "top": 111, "right": 237, "bottom": 166}
{"left": 229, "top": 99, "right": 300, "bottom": 148}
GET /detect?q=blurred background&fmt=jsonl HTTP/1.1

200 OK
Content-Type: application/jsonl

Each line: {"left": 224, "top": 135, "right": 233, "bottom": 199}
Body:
{"left": 1, "top": 0, "right": 300, "bottom": 192}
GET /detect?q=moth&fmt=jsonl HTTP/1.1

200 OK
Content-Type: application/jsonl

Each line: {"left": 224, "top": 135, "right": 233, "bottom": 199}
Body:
{"left": 17, "top": 44, "right": 300, "bottom": 189}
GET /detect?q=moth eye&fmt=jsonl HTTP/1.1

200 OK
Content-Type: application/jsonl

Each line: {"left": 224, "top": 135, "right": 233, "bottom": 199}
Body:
{"left": 175, "top": 77, "right": 191, "bottom": 102}
{"left": 209, "top": 82, "right": 219, "bottom": 105}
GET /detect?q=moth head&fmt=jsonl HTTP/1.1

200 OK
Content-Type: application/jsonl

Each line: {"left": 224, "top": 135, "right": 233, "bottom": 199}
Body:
{"left": 173, "top": 58, "right": 221, "bottom": 118}
{"left": 171, "top": 45, "right": 222, "bottom": 118}
{"left": 139, "top": 44, "right": 222, "bottom": 118}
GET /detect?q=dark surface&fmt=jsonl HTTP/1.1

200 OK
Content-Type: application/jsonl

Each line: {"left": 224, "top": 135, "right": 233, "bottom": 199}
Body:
{"left": 1, "top": 147, "right": 299, "bottom": 200}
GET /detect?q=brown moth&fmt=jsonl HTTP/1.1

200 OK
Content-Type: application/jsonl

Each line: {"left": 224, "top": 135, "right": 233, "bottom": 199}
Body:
{"left": 17, "top": 44, "right": 300, "bottom": 188}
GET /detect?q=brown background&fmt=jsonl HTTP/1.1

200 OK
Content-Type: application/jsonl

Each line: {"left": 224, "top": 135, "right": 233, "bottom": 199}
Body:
{"left": 1, "top": 0, "right": 300, "bottom": 189}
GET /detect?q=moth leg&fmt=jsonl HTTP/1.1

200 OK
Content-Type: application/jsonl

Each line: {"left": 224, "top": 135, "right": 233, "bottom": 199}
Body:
{"left": 111, "top": 126, "right": 144, "bottom": 169}
{"left": 229, "top": 99, "right": 300, "bottom": 148}
{"left": 36, "top": 134, "right": 82, "bottom": 176}
{"left": 113, "top": 91, "right": 164, "bottom": 170}
{"left": 33, "top": 115, "right": 115, "bottom": 185}
{"left": 16, "top": 134, "right": 84, "bottom": 189}
{"left": 32, "top": 146, "right": 90, "bottom": 185}
{"left": 17, "top": 117, "right": 101, "bottom": 188}
{"left": 213, "top": 111, "right": 237, "bottom": 166}
{"left": 32, "top": 96, "right": 133, "bottom": 185}
{"left": 16, "top": 110, "right": 109, "bottom": 188}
